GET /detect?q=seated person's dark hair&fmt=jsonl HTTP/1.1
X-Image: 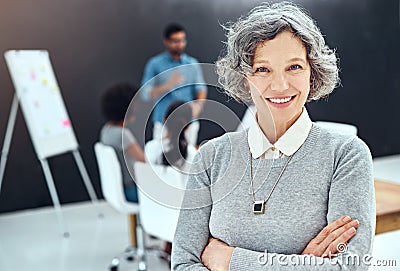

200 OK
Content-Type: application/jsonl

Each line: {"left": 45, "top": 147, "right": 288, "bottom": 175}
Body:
{"left": 162, "top": 101, "right": 192, "bottom": 167}
{"left": 164, "top": 23, "right": 185, "bottom": 39}
{"left": 101, "top": 83, "right": 138, "bottom": 122}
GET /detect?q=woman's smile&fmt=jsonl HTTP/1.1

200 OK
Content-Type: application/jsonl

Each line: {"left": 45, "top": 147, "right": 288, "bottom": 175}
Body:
{"left": 266, "top": 95, "right": 296, "bottom": 108}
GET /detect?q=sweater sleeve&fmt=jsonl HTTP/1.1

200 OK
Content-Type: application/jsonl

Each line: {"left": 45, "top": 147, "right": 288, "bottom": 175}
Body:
{"left": 140, "top": 58, "right": 156, "bottom": 101}
{"left": 228, "top": 136, "right": 376, "bottom": 271}
{"left": 171, "top": 148, "right": 213, "bottom": 270}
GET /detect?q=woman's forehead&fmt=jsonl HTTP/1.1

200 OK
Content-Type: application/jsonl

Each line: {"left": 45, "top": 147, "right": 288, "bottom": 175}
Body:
{"left": 253, "top": 31, "right": 307, "bottom": 63}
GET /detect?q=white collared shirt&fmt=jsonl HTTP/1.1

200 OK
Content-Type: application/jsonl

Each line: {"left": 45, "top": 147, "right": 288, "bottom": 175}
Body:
{"left": 248, "top": 108, "right": 312, "bottom": 159}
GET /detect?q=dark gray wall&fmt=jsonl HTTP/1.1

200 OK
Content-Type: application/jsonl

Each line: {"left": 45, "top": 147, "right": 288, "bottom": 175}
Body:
{"left": 0, "top": 0, "right": 399, "bottom": 213}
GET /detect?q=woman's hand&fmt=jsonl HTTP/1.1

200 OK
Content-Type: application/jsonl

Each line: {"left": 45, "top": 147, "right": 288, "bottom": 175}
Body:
{"left": 201, "top": 238, "right": 235, "bottom": 271}
{"left": 302, "top": 215, "right": 359, "bottom": 257}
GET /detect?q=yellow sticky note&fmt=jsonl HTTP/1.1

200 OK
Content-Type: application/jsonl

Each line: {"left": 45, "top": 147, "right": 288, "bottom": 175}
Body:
{"left": 51, "top": 85, "right": 59, "bottom": 92}
{"left": 42, "top": 78, "right": 48, "bottom": 85}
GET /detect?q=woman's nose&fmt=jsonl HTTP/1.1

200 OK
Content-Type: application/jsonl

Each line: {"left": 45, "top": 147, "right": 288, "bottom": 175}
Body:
{"left": 270, "top": 72, "right": 289, "bottom": 92}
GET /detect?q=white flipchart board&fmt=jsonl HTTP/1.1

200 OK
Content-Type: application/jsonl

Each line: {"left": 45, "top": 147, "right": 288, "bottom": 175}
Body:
{"left": 4, "top": 50, "right": 78, "bottom": 159}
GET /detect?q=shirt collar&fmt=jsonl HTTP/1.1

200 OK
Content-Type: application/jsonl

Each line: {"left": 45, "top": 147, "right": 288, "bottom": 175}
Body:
{"left": 164, "top": 51, "right": 187, "bottom": 63}
{"left": 248, "top": 120, "right": 274, "bottom": 158}
{"left": 248, "top": 107, "right": 312, "bottom": 158}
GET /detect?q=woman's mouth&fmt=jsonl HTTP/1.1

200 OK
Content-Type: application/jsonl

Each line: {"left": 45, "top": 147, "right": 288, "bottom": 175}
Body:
{"left": 265, "top": 95, "right": 296, "bottom": 107}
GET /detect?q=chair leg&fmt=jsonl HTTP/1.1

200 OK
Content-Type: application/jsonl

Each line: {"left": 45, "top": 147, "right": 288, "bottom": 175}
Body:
{"left": 136, "top": 215, "right": 147, "bottom": 271}
{"left": 129, "top": 214, "right": 138, "bottom": 247}
{"left": 109, "top": 257, "right": 120, "bottom": 271}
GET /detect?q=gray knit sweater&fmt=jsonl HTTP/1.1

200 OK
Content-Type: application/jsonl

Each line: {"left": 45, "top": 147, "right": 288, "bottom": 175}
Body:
{"left": 172, "top": 124, "right": 375, "bottom": 270}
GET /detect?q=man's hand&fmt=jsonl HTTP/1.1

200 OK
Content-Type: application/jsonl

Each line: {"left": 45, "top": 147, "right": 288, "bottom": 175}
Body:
{"left": 150, "top": 72, "right": 184, "bottom": 99}
{"left": 302, "top": 216, "right": 359, "bottom": 257}
{"left": 201, "top": 238, "right": 234, "bottom": 271}
{"left": 166, "top": 71, "right": 184, "bottom": 89}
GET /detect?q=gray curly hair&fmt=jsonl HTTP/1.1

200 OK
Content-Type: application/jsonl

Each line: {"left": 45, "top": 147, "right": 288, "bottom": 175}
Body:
{"left": 215, "top": 1, "right": 340, "bottom": 103}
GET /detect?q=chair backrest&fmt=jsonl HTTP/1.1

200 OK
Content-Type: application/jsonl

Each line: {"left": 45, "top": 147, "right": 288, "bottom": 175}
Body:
{"left": 315, "top": 121, "right": 358, "bottom": 136}
{"left": 134, "top": 162, "right": 185, "bottom": 242}
{"left": 94, "top": 142, "right": 139, "bottom": 214}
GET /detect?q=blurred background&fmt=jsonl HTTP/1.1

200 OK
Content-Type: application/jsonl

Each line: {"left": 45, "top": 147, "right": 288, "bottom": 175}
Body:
{"left": 0, "top": 0, "right": 399, "bottom": 213}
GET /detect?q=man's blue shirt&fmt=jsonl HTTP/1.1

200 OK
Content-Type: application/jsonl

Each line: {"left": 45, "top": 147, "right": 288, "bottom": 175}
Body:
{"left": 141, "top": 51, "right": 206, "bottom": 123}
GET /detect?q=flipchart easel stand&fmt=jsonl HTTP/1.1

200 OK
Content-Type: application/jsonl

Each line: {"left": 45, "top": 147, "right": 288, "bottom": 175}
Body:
{"left": 0, "top": 94, "right": 99, "bottom": 238}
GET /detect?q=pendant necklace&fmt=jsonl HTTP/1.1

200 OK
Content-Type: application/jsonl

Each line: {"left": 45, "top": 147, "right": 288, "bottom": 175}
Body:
{"left": 249, "top": 149, "right": 292, "bottom": 214}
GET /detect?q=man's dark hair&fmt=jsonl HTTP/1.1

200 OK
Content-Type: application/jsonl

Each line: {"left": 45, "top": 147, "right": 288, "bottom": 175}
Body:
{"left": 101, "top": 83, "right": 138, "bottom": 122}
{"left": 164, "top": 23, "right": 185, "bottom": 39}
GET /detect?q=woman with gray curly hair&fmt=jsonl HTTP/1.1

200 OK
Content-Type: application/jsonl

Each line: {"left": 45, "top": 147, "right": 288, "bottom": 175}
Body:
{"left": 172, "top": 2, "right": 375, "bottom": 270}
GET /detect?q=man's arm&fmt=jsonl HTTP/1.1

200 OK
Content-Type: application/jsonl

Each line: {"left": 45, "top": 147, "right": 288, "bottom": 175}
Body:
{"left": 141, "top": 59, "right": 184, "bottom": 101}
{"left": 191, "top": 90, "right": 207, "bottom": 118}
{"left": 191, "top": 61, "right": 208, "bottom": 118}
{"left": 142, "top": 55, "right": 208, "bottom": 102}
{"left": 149, "top": 71, "right": 184, "bottom": 99}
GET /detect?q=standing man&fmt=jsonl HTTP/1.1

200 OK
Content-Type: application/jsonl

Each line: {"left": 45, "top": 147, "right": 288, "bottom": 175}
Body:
{"left": 141, "top": 23, "right": 207, "bottom": 145}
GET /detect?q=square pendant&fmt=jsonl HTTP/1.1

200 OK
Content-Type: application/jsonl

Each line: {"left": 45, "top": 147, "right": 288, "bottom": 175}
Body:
{"left": 253, "top": 201, "right": 265, "bottom": 214}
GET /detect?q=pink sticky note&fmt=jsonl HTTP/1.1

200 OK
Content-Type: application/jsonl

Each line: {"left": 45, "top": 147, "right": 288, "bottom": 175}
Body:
{"left": 62, "top": 119, "right": 71, "bottom": 127}
{"left": 30, "top": 71, "right": 36, "bottom": 80}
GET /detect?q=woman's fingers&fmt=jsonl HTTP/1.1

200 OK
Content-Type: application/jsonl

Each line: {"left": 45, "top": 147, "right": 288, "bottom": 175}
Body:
{"left": 312, "top": 215, "right": 351, "bottom": 244}
{"left": 302, "top": 216, "right": 359, "bottom": 257}
{"left": 321, "top": 226, "right": 357, "bottom": 257}
{"left": 318, "top": 219, "right": 359, "bottom": 254}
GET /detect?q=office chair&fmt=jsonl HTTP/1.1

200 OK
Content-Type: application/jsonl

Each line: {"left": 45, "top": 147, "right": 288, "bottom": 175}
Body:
{"left": 134, "top": 162, "right": 185, "bottom": 261}
{"left": 314, "top": 121, "right": 358, "bottom": 135}
{"left": 94, "top": 142, "right": 146, "bottom": 271}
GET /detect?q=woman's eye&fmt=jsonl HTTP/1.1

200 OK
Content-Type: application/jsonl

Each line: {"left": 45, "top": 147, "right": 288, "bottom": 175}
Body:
{"left": 255, "top": 67, "right": 269, "bottom": 73}
{"left": 289, "top": 64, "right": 302, "bottom": 71}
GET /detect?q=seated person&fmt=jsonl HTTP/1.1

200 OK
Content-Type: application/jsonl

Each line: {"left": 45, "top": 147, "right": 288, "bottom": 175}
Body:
{"left": 99, "top": 83, "right": 145, "bottom": 202}
{"left": 236, "top": 104, "right": 257, "bottom": 132}
{"left": 145, "top": 100, "right": 197, "bottom": 174}
{"left": 145, "top": 100, "right": 197, "bottom": 260}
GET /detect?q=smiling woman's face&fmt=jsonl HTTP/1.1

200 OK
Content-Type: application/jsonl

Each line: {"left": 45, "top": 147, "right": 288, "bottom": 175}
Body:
{"left": 247, "top": 30, "right": 311, "bottom": 131}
